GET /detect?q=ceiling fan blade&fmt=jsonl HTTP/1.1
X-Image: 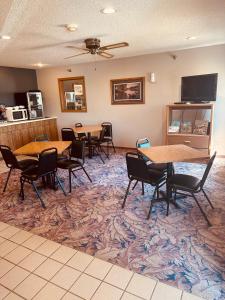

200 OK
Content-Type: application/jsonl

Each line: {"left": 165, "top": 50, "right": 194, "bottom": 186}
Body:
{"left": 98, "top": 51, "right": 114, "bottom": 59}
{"left": 66, "top": 45, "right": 89, "bottom": 52}
{"left": 100, "top": 42, "right": 129, "bottom": 51}
{"left": 64, "top": 52, "right": 90, "bottom": 59}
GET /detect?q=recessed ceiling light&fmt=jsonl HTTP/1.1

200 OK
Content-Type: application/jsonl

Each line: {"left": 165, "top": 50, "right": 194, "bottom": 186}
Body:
{"left": 0, "top": 35, "right": 11, "bottom": 40}
{"left": 101, "top": 7, "right": 116, "bottom": 14}
{"left": 66, "top": 24, "right": 78, "bottom": 32}
{"left": 33, "top": 63, "right": 48, "bottom": 68}
{"left": 186, "top": 36, "right": 197, "bottom": 40}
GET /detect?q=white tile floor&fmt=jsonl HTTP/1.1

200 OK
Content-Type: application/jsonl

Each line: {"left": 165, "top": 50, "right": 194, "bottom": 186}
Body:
{"left": 0, "top": 222, "right": 205, "bottom": 300}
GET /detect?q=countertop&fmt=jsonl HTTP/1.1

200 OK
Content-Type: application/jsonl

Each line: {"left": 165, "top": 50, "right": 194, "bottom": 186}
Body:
{"left": 0, "top": 117, "right": 57, "bottom": 128}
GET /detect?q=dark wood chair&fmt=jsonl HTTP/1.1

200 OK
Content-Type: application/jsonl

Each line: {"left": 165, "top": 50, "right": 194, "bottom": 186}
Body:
{"left": 89, "top": 128, "right": 109, "bottom": 164}
{"left": 61, "top": 128, "right": 76, "bottom": 141}
{"left": 133, "top": 138, "right": 168, "bottom": 195}
{"left": 101, "top": 122, "right": 116, "bottom": 154}
{"left": 122, "top": 152, "right": 166, "bottom": 219}
{"left": 0, "top": 145, "right": 38, "bottom": 192}
{"left": 57, "top": 140, "right": 92, "bottom": 193}
{"left": 20, "top": 148, "right": 66, "bottom": 208}
{"left": 167, "top": 152, "right": 216, "bottom": 226}
{"left": 74, "top": 123, "right": 88, "bottom": 141}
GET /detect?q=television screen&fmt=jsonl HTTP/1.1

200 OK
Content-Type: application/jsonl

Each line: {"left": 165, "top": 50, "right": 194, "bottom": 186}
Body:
{"left": 181, "top": 73, "right": 218, "bottom": 102}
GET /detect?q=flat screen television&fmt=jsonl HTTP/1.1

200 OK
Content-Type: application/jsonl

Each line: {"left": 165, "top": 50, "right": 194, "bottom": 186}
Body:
{"left": 181, "top": 73, "right": 218, "bottom": 102}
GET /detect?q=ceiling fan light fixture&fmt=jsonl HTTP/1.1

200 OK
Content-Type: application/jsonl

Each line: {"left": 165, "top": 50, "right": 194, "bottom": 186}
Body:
{"left": 101, "top": 7, "right": 116, "bottom": 14}
{"left": 66, "top": 24, "right": 78, "bottom": 32}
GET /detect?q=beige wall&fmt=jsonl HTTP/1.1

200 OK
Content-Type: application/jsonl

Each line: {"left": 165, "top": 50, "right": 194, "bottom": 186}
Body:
{"left": 36, "top": 44, "right": 225, "bottom": 155}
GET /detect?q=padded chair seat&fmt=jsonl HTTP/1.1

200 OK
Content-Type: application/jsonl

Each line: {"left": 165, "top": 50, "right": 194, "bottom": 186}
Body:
{"left": 17, "top": 159, "right": 38, "bottom": 171}
{"left": 57, "top": 159, "right": 81, "bottom": 169}
{"left": 90, "top": 136, "right": 99, "bottom": 140}
{"left": 22, "top": 166, "right": 39, "bottom": 180}
{"left": 57, "top": 154, "right": 68, "bottom": 161}
{"left": 144, "top": 169, "right": 165, "bottom": 184}
{"left": 102, "top": 137, "right": 112, "bottom": 142}
{"left": 167, "top": 174, "right": 201, "bottom": 191}
{"left": 148, "top": 163, "right": 167, "bottom": 172}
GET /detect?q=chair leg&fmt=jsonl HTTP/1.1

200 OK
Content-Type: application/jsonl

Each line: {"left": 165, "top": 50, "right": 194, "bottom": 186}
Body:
{"left": 19, "top": 178, "right": 25, "bottom": 200}
{"left": 82, "top": 166, "right": 92, "bottom": 183}
{"left": 100, "top": 145, "right": 109, "bottom": 159}
{"left": 69, "top": 169, "right": 72, "bottom": 193}
{"left": 202, "top": 189, "right": 214, "bottom": 209}
{"left": 142, "top": 182, "right": 144, "bottom": 195}
{"left": 32, "top": 182, "right": 46, "bottom": 209}
{"left": 94, "top": 147, "right": 105, "bottom": 164}
{"left": 3, "top": 167, "right": 13, "bottom": 192}
{"left": 132, "top": 180, "right": 138, "bottom": 190}
{"left": 71, "top": 170, "right": 77, "bottom": 180}
{"left": 55, "top": 174, "right": 67, "bottom": 196}
{"left": 147, "top": 186, "right": 157, "bottom": 219}
{"left": 166, "top": 184, "right": 171, "bottom": 216}
{"left": 192, "top": 193, "right": 211, "bottom": 226}
{"left": 111, "top": 140, "right": 116, "bottom": 153}
{"left": 122, "top": 179, "right": 132, "bottom": 208}
{"left": 174, "top": 190, "right": 177, "bottom": 202}
{"left": 107, "top": 142, "right": 109, "bottom": 157}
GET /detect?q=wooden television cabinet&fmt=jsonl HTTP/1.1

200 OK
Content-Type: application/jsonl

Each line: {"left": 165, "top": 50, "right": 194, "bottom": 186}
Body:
{"left": 165, "top": 103, "right": 214, "bottom": 154}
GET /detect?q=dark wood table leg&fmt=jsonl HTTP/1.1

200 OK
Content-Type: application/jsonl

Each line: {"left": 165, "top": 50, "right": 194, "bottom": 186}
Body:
{"left": 157, "top": 162, "right": 181, "bottom": 209}
{"left": 87, "top": 132, "right": 93, "bottom": 158}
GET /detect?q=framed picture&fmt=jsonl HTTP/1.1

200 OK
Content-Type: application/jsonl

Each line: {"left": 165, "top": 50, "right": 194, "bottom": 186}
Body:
{"left": 58, "top": 76, "right": 87, "bottom": 112}
{"left": 111, "top": 77, "right": 145, "bottom": 105}
{"left": 73, "top": 84, "right": 83, "bottom": 96}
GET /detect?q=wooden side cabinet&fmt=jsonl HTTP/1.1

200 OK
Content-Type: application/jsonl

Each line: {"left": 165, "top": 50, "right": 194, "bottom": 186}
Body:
{"left": 0, "top": 117, "right": 58, "bottom": 152}
{"left": 165, "top": 103, "right": 214, "bottom": 154}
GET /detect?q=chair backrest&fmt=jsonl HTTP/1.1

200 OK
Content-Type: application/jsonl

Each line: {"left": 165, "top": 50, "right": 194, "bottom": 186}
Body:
{"left": 0, "top": 145, "right": 19, "bottom": 169}
{"left": 37, "top": 147, "right": 57, "bottom": 176}
{"left": 99, "top": 127, "right": 106, "bottom": 143}
{"left": 136, "top": 138, "right": 151, "bottom": 148}
{"left": 61, "top": 128, "right": 76, "bottom": 141}
{"left": 70, "top": 140, "right": 85, "bottom": 163}
{"left": 101, "top": 122, "right": 112, "bottom": 138}
{"left": 75, "top": 123, "right": 86, "bottom": 139}
{"left": 126, "top": 152, "right": 151, "bottom": 181}
{"left": 199, "top": 152, "right": 216, "bottom": 189}
{"left": 34, "top": 134, "right": 49, "bottom": 142}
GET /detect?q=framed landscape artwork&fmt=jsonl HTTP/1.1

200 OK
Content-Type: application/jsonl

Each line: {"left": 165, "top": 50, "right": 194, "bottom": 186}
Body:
{"left": 111, "top": 77, "right": 145, "bottom": 105}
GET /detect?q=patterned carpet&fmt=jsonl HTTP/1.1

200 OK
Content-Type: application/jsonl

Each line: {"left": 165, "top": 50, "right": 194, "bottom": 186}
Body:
{"left": 0, "top": 150, "right": 224, "bottom": 300}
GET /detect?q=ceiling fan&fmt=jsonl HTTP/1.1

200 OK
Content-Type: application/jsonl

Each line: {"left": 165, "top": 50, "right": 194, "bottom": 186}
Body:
{"left": 64, "top": 38, "right": 129, "bottom": 59}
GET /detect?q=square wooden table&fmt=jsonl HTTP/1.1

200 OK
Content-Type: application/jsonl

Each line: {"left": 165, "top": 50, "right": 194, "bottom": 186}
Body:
{"left": 73, "top": 125, "right": 102, "bottom": 135}
{"left": 138, "top": 144, "right": 209, "bottom": 164}
{"left": 138, "top": 144, "right": 209, "bottom": 209}
{"left": 73, "top": 125, "right": 102, "bottom": 158}
{"left": 14, "top": 141, "right": 71, "bottom": 156}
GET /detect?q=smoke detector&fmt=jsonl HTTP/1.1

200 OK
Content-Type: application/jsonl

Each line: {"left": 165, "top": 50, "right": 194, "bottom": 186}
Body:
{"left": 66, "top": 24, "right": 78, "bottom": 32}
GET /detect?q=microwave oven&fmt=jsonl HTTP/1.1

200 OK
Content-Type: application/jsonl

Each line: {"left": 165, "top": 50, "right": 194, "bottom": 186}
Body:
{"left": 5, "top": 107, "right": 28, "bottom": 122}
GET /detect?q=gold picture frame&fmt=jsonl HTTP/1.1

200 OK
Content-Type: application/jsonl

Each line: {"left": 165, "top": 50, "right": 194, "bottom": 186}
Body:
{"left": 58, "top": 76, "right": 87, "bottom": 112}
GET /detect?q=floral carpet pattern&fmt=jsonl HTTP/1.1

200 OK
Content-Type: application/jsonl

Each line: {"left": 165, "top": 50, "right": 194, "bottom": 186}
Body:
{"left": 0, "top": 150, "right": 224, "bottom": 300}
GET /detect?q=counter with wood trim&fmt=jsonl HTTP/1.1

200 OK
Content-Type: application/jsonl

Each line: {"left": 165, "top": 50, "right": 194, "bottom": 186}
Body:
{"left": 0, "top": 117, "right": 58, "bottom": 151}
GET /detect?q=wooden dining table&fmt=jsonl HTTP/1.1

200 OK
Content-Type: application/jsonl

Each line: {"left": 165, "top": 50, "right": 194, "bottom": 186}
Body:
{"left": 14, "top": 141, "right": 71, "bottom": 156}
{"left": 139, "top": 144, "right": 209, "bottom": 164}
{"left": 138, "top": 144, "right": 209, "bottom": 209}
{"left": 14, "top": 141, "right": 71, "bottom": 190}
{"left": 73, "top": 124, "right": 102, "bottom": 158}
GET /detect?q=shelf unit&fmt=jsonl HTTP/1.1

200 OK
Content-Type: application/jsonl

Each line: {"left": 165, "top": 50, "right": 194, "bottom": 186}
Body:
{"left": 165, "top": 103, "right": 214, "bottom": 154}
